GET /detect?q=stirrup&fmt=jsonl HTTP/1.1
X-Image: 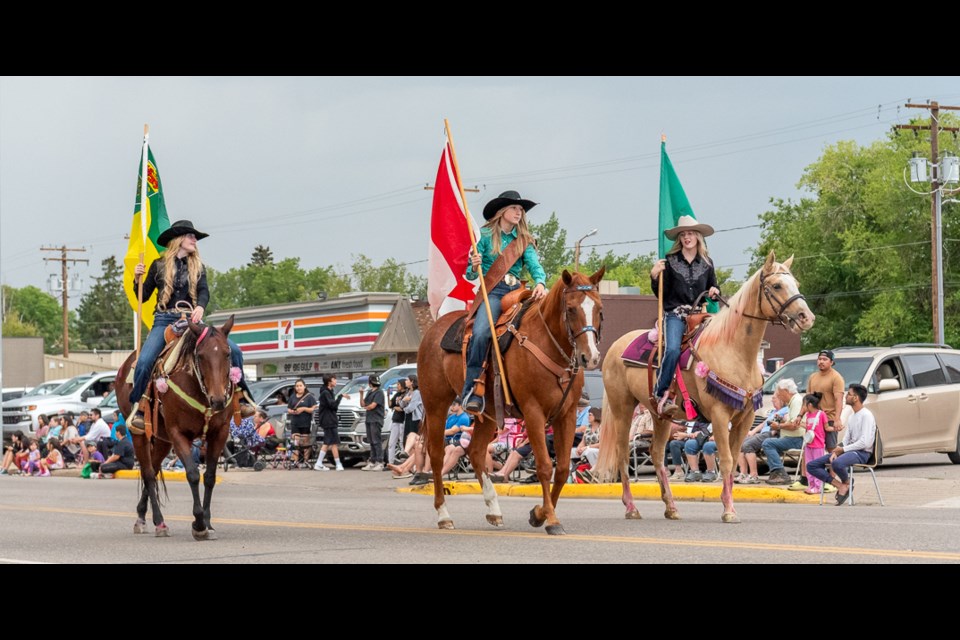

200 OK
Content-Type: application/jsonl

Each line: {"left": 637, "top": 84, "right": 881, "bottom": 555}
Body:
{"left": 464, "top": 394, "right": 485, "bottom": 415}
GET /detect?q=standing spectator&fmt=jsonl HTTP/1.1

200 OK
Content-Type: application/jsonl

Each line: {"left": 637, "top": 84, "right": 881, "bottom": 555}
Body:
{"left": 98, "top": 424, "right": 135, "bottom": 478}
{"left": 361, "top": 375, "right": 387, "bottom": 471}
{"left": 807, "top": 384, "right": 876, "bottom": 505}
{"left": 1, "top": 431, "right": 28, "bottom": 475}
{"left": 762, "top": 378, "right": 805, "bottom": 485}
{"left": 314, "top": 375, "right": 350, "bottom": 471}
{"left": 793, "top": 392, "right": 827, "bottom": 494}
{"left": 386, "top": 379, "right": 408, "bottom": 465}
{"left": 805, "top": 349, "right": 845, "bottom": 450}
{"left": 286, "top": 379, "right": 317, "bottom": 467}
{"left": 401, "top": 374, "right": 423, "bottom": 441}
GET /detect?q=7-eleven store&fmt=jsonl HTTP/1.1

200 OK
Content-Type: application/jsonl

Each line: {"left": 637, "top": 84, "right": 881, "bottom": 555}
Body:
{"left": 207, "top": 293, "right": 423, "bottom": 379}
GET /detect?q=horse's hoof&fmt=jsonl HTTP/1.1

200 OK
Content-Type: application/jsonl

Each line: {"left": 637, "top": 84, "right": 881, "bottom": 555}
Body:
{"left": 437, "top": 519, "right": 455, "bottom": 530}
{"left": 486, "top": 514, "right": 504, "bottom": 527}
{"left": 155, "top": 523, "right": 170, "bottom": 537}
{"left": 134, "top": 519, "right": 147, "bottom": 534}
{"left": 722, "top": 512, "right": 741, "bottom": 524}
{"left": 545, "top": 523, "right": 566, "bottom": 536}
{"left": 664, "top": 509, "right": 681, "bottom": 520}
{"left": 625, "top": 508, "right": 643, "bottom": 520}
{"left": 205, "top": 528, "right": 218, "bottom": 540}
{"left": 528, "top": 507, "right": 546, "bottom": 528}
{"left": 192, "top": 528, "right": 209, "bottom": 541}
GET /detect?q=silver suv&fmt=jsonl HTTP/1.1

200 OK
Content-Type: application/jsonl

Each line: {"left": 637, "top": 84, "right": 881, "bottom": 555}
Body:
{"left": 2, "top": 371, "right": 118, "bottom": 439}
{"left": 760, "top": 344, "right": 960, "bottom": 464}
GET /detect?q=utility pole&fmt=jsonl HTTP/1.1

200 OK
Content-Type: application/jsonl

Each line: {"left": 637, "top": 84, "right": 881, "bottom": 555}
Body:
{"left": 896, "top": 101, "right": 960, "bottom": 344}
{"left": 41, "top": 246, "right": 88, "bottom": 357}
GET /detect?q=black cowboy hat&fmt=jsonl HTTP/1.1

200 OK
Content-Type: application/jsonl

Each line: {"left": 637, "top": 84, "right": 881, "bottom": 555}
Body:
{"left": 482, "top": 190, "right": 538, "bottom": 221}
{"left": 158, "top": 220, "right": 209, "bottom": 247}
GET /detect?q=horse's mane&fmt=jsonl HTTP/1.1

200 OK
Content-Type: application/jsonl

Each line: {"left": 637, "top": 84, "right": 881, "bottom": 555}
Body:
{"left": 174, "top": 325, "right": 222, "bottom": 372}
{"left": 697, "top": 267, "right": 762, "bottom": 348}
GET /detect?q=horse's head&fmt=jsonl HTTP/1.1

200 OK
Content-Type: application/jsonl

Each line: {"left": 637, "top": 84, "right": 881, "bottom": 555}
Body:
{"left": 188, "top": 315, "right": 235, "bottom": 411}
{"left": 558, "top": 266, "right": 605, "bottom": 369}
{"left": 760, "top": 252, "right": 815, "bottom": 333}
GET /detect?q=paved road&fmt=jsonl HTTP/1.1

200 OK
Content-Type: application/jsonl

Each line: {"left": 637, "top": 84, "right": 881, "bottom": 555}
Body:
{"left": 1, "top": 453, "right": 958, "bottom": 563}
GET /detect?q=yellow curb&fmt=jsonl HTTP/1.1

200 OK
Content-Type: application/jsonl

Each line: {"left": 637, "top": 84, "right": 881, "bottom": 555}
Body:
{"left": 398, "top": 481, "right": 820, "bottom": 503}
{"left": 113, "top": 470, "right": 221, "bottom": 484}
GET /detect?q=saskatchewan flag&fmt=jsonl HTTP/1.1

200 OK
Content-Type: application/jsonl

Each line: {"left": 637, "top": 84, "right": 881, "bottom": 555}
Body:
{"left": 123, "top": 146, "right": 170, "bottom": 330}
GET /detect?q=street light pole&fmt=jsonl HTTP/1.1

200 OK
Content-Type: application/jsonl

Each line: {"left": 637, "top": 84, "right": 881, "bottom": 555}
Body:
{"left": 574, "top": 228, "right": 598, "bottom": 271}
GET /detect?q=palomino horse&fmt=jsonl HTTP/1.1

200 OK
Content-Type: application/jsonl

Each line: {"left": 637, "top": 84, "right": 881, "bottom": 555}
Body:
{"left": 418, "top": 268, "right": 605, "bottom": 534}
{"left": 116, "top": 317, "right": 237, "bottom": 539}
{"left": 594, "top": 252, "right": 815, "bottom": 523}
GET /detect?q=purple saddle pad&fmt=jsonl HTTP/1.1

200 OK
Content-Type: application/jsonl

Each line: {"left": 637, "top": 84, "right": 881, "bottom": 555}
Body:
{"left": 621, "top": 330, "right": 693, "bottom": 369}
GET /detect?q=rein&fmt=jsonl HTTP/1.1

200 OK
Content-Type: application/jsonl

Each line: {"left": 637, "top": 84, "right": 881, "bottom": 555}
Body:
{"left": 715, "top": 270, "right": 806, "bottom": 330}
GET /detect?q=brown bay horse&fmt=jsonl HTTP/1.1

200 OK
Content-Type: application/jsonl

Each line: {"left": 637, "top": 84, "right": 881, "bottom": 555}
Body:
{"left": 116, "top": 317, "right": 237, "bottom": 539}
{"left": 418, "top": 268, "right": 604, "bottom": 535}
{"left": 594, "top": 252, "right": 815, "bottom": 523}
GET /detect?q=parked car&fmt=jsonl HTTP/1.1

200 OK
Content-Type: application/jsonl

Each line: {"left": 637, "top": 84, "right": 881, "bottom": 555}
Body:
{"left": 2, "top": 371, "right": 117, "bottom": 440}
{"left": 27, "top": 379, "right": 69, "bottom": 396}
{"left": 332, "top": 364, "right": 417, "bottom": 463}
{"left": 583, "top": 370, "right": 603, "bottom": 407}
{"left": 759, "top": 345, "right": 960, "bottom": 464}
{"left": 2, "top": 388, "right": 30, "bottom": 403}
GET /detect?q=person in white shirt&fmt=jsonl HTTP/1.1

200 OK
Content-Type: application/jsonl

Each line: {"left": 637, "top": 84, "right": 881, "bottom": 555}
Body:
{"left": 806, "top": 384, "right": 876, "bottom": 505}
{"left": 84, "top": 408, "right": 113, "bottom": 447}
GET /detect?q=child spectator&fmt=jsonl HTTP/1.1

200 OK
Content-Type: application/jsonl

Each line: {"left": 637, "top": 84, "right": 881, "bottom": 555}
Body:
{"left": 22, "top": 439, "right": 42, "bottom": 476}
{"left": 39, "top": 438, "right": 65, "bottom": 475}
{"left": 798, "top": 392, "right": 827, "bottom": 495}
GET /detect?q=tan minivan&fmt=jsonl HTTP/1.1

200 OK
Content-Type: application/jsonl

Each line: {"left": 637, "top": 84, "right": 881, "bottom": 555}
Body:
{"left": 758, "top": 345, "right": 960, "bottom": 464}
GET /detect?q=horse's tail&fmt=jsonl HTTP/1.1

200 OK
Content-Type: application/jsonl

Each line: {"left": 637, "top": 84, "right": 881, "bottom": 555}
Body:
{"left": 593, "top": 392, "right": 625, "bottom": 482}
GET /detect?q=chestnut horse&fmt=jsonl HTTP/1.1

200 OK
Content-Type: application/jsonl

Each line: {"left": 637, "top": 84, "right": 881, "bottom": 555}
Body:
{"left": 116, "top": 317, "right": 237, "bottom": 539}
{"left": 418, "top": 268, "right": 604, "bottom": 535}
{"left": 594, "top": 252, "right": 815, "bottom": 523}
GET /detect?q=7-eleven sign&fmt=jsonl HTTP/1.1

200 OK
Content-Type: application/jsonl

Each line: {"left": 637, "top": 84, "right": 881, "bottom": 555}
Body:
{"left": 280, "top": 320, "right": 294, "bottom": 350}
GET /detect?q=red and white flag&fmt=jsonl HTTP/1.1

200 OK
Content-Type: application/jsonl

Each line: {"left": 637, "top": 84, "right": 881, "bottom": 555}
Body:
{"left": 428, "top": 139, "right": 479, "bottom": 319}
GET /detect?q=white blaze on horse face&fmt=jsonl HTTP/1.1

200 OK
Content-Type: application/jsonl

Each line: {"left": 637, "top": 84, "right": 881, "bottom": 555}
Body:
{"left": 579, "top": 297, "right": 600, "bottom": 365}
{"left": 481, "top": 473, "right": 503, "bottom": 517}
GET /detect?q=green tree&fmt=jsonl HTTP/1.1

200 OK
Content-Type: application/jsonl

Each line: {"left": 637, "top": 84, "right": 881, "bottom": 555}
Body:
{"left": 750, "top": 119, "right": 960, "bottom": 350}
{"left": 76, "top": 256, "right": 134, "bottom": 350}
{"left": 249, "top": 245, "right": 274, "bottom": 267}
{"left": 207, "top": 257, "right": 352, "bottom": 312}
{"left": 528, "top": 212, "right": 572, "bottom": 284}
{"left": 2, "top": 315, "right": 41, "bottom": 337}
{"left": 2, "top": 285, "right": 74, "bottom": 354}
{"left": 350, "top": 254, "right": 427, "bottom": 298}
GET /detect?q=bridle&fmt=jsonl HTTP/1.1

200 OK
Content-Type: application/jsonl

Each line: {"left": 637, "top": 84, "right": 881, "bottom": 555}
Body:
{"left": 717, "top": 269, "right": 806, "bottom": 330}
{"left": 191, "top": 326, "right": 234, "bottom": 405}
{"left": 537, "top": 283, "right": 603, "bottom": 371}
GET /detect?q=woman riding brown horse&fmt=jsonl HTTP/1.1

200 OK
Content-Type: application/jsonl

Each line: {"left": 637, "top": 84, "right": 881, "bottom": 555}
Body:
{"left": 418, "top": 267, "right": 604, "bottom": 535}
{"left": 116, "top": 316, "right": 238, "bottom": 539}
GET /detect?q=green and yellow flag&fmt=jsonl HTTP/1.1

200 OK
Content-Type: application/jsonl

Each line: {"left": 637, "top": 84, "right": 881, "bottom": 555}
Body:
{"left": 123, "top": 146, "right": 170, "bottom": 330}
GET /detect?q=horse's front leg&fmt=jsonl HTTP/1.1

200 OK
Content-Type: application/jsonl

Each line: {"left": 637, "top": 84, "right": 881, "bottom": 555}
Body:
{"left": 198, "top": 425, "right": 228, "bottom": 539}
{"left": 651, "top": 417, "right": 680, "bottom": 520}
{"left": 132, "top": 434, "right": 169, "bottom": 536}
{"left": 523, "top": 408, "right": 564, "bottom": 535}
{"left": 169, "top": 431, "right": 206, "bottom": 539}
{"left": 718, "top": 410, "right": 750, "bottom": 524}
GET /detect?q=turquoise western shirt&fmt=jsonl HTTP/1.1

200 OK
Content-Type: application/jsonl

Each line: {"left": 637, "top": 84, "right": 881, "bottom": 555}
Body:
{"left": 465, "top": 226, "right": 547, "bottom": 286}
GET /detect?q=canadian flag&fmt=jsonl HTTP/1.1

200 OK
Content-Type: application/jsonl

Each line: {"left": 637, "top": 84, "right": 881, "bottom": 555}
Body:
{"left": 428, "top": 139, "right": 480, "bottom": 319}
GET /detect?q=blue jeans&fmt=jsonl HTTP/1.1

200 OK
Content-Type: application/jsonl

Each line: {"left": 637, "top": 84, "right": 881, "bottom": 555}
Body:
{"left": 807, "top": 450, "right": 871, "bottom": 485}
{"left": 684, "top": 439, "right": 717, "bottom": 456}
{"left": 461, "top": 282, "right": 517, "bottom": 401}
{"left": 654, "top": 314, "right": 685, "bottom": 397}
{"left": 761, "top": 435, "right": 804, "bottom": 473}
{"left": 130, "top": 312, "right": 246, "bottom": 405}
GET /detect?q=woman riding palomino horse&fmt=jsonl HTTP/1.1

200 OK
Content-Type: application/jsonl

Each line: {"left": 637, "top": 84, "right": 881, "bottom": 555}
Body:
{"left": 129, "top": 219, "right": 254, "bottom": 430}
{"left": 594, "top": 251, "right": 815, "bottom": 524}
{"left": 650, "top": 215, "right": 720, "bottom": 418}
{"left": 461, "top": 191, "right": 547, "bottom": 414}
{"left": 418, "top": 189, "right": 605, "bottom": 534}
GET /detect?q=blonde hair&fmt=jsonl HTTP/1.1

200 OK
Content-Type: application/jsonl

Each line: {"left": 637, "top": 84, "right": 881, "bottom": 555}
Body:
{"left": 486, "top": 206, "right": 536, "bottom": 255}
{"left": 158, "top": 235, "right": 203, "bottom": 310}
{"left": 667, "top": 230, "right": 710, "bottom": 261}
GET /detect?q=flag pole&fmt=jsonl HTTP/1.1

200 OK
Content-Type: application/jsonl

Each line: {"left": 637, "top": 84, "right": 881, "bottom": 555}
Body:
{"left": 656, "top": 134, "right": 666, "bottom": 397}
{"left": 443, "top": 119, "right": 513, "bottom": 407}
{"left": 135, "top": 124, "right": 149, "bottom": 362}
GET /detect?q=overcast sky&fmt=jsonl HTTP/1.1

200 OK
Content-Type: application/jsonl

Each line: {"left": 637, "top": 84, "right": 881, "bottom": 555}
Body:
{"left": 3, "top": 76, "right": 959, "bottom": 307}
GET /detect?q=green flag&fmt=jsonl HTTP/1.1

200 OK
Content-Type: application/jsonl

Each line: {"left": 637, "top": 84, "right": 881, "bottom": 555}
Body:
{"left": 658, "top": 140, "right": 696, "bottom": 260}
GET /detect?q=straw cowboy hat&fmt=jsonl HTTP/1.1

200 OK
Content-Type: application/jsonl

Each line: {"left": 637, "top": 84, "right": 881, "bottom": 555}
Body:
{"left": 664, "top": 215, "right": 714, "bottom": 240}
{"left": 158, "top": 220, "right": 210, "bottom": 247}
{"left": 482, "top": 190, "right": 538, "bottom": 221}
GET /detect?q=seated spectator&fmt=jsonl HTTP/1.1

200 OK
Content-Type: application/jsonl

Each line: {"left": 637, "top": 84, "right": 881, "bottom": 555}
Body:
{"left": 98, "top": 425, "right": 135, "bottom": 478}
{"left": 255, "top": 410, "right": 275, "bottom": 439}
{"left": 46, "top": 416, "right": 63, "bottom": 443}
{"left": 488, "top": 424, "right": 546, "bottom": 483}
{"left": 736, "top": 393, "right": 787, "bottom": 484}
{"left": 76, "top": 411, "right": 91, "bottom": 437}
{"left": 35, "top": 416, "right": 51, "bottom": 445}
{"left": 21, "top": 439, "right": 43, "bottom": 476}
{"left": 806, "top": 384, "right": 876, "bottom": 505}
{"left": 84, "top": 408, "right": 112, "bottom": 446}
{"left": 762, "top": 378, "right": 805, "bottom": 485}
{"left": 438, "top": 421, "right": 474, "bottom": 477}
{"left": 667, "top": 421, "right": 704, "bottom": 481}
{"left": 230, "top": 415, "right": 265, "bottom": 450}
{"left": 680, "top": 423, "right": 719, "bottom": 482}
{"left": 574, "top": 408, "right": 603, "bottom": 470}
{"left": 60, "top": 420, "right": 83, "bottom": 466}
{"left": 85, "top": 442, "right": 105, "bottom": 473}
{"left": 2, "top": 430, "right": 29, "bottom": 475}
{"left": 39, "top": 438, "right": 65, "bottom": 475}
